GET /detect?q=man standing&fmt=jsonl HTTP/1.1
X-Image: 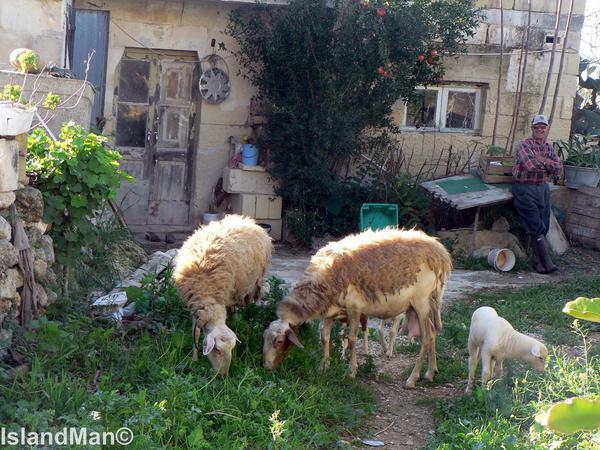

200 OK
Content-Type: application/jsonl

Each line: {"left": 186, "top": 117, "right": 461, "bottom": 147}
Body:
{"left": 512, "top": 114, "right": 563, "bottom": 274}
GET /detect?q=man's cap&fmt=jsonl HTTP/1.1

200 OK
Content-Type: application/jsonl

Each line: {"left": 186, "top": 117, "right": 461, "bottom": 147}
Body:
{"left": 531, "top": 114, "right": 549, "bottom": 126}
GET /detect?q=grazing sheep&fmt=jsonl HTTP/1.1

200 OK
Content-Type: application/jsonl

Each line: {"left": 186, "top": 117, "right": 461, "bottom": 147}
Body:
{"left": 263, "top": 228, "right": 452, "bottom": 387}
{"left": 173, "top": 214, "right": 272, "bottom": 376}
{"left": 466, "top": 306, "right": 548, "bottom": 393}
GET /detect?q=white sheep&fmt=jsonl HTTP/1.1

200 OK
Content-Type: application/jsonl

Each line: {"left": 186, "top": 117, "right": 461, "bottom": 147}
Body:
{"left": 173, "top": 214, "right": 272, "bottom": 376}
{"left": 263, "top": 228, "right": 452, "bottom": 387}
{"left": 466, "top": 306, "right": 548, "bottom": 393}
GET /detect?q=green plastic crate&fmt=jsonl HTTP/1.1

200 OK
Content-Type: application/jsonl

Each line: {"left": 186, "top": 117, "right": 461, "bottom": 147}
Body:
{"left": 360, "top": 203, "right": 399, "bottom": 231}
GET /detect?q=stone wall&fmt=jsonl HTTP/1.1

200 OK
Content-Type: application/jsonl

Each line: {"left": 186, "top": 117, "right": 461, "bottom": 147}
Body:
{"left": 0, "top": 185, "right": 57, "bottom": 358}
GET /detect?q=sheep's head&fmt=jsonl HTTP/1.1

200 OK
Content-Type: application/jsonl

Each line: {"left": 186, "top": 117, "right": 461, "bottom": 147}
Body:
{"left": 263, "top": 320, "right": 304, "bottom": 370}
{"left": 203, "top": 325, "right": 239, "bottom": 376}
{"left": 526, "top": 342, "right": 548, "bottom": 372}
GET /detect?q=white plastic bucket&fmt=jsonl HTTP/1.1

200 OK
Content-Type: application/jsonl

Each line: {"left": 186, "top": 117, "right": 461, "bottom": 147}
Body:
{"left": 487, "top": 248, "right": 516, "bottom": 272}
{"left": 0, "top": 138, "right": 19, "bottom": 191}
{"left": 0, "top": 102, "right": 35, "bottom": 136}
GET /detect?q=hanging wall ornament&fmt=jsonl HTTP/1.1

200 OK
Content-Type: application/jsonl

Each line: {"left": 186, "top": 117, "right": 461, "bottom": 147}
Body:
{"left": 199, "top": 54, "right": 231, "bottom": 104}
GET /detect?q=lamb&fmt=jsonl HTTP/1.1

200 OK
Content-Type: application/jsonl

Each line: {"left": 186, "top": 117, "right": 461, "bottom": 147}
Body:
{"left": 172, "top": 214, "right": 272, "bottom": 376}
{"left": 466, "top": 306, "right": 548, "bottom": 393}
{"left": 263, "top": 227, "right": 452, "bottom": 387}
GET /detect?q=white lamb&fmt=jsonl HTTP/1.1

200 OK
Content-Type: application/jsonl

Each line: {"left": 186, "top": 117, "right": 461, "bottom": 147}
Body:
{"left": 466, "top": 306, "right": 548, "bottom": 393}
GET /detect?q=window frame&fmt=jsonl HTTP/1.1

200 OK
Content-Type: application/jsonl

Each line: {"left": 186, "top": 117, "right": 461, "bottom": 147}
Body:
{"left": 402, "top": 85, "right": 482, "bottom": 134}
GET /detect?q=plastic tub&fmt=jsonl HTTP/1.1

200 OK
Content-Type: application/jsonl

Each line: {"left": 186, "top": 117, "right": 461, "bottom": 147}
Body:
{"left": 487, "top": 248, "right": 516, "bottom": 272}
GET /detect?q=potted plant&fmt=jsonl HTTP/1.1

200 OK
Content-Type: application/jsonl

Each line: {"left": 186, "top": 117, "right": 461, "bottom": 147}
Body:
{"left": 554, "top": 134, "right": 600, "bottom": 189}
{"left": 0, "top": 84, "right": 61, "bottom": 137}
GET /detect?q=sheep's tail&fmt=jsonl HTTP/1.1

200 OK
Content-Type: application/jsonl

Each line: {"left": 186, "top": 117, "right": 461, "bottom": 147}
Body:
{"left": 431, "top": 269, "right": 449, "bottom": 333}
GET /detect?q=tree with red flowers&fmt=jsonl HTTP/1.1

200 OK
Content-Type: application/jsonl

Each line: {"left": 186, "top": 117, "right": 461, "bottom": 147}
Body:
{"left": 227, "top": 0, "right": 481, "bottom": 243}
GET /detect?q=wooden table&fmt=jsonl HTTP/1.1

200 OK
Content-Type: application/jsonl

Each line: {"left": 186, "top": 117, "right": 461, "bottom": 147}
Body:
{"left": 421, "top": 174, "right": 514, "bottom": 253}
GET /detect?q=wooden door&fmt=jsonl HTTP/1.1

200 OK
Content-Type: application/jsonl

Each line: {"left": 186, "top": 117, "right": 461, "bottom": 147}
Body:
{"left": 115, "top": 49, "right": 199, "bottom": 231}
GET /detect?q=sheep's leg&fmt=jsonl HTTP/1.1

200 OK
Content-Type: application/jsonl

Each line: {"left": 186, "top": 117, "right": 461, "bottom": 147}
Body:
{"left": 386, "top": 315, "right": 403, "bottom": 358}
{"left": 192, "top": 316, "right": 201, "bottom": 362}
{"left": 347, "top": 313, "right": 361, "bottom": 378}
{"left": 360, "top": 315, "right": 369, "bottom": 354}
{"left": 480, "top": 350, "right": 493, "bottom": 387}
{"left": 425, "top": 322, "right": 438, "bottom": 381}
{"left": 339, "top": 321, "right": 348, "bottom": 358}
{"left": 320, "top": 319, "right": 333, "bottom": 371}
{"left": 493, "top": 359, "right": 504, "bottom": 378}
{"left": 466, "top": 341, "right": 480, "bottom": 393}
{"left": 378, "top": 319, "right": 387, "bottom": 354}
{"left": 405, "top": 311, "right": 431, "bottom": 388}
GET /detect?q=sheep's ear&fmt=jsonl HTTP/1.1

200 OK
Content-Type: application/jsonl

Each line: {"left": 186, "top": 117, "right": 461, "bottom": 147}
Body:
{"left": 531, "top": 346, "right": 541, "bottom": 357}
{"left": 286, "top": 328, "right": 304, "bottom": 349}
{"left": 203, "top": 334, "right": 216, "bottom": 355}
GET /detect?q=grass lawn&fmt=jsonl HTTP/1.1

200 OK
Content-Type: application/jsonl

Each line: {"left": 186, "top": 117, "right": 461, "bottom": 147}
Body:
{"left": 1, "top": 266, "right": 598, "bottom": 449}
{"left": 423, "top": 276, "right": 600, "bottom": 449}
{"left": 0, "top": 277, "right": 374, "bottom": 449}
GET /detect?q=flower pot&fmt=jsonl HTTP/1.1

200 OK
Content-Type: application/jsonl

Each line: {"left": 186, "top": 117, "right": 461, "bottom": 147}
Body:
{"left": 0, "top": 101, "right": 36, "bottom": 136}
{"left": 564, "top": 165, "right": 600, "bottom": 189}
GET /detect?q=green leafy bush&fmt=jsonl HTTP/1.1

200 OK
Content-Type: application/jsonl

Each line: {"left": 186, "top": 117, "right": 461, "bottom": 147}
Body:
{"left": 27, "top": 122, "right": 133, "bottom": 266}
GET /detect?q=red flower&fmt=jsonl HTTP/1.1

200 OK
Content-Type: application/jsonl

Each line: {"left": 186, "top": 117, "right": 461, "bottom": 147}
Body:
{"left": 377, "top": 7, "right": 386, "bottom": 17}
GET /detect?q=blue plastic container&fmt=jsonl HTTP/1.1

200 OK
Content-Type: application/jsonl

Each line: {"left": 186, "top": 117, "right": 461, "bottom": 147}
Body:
{"left": 360, "top": 203, "right": 399, "bottom": 232}
{"left": 242, "top": 144, "right": 259, "bottom": 166}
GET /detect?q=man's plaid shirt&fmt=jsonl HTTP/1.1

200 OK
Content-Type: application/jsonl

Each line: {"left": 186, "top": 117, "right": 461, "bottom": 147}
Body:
{"left": 512, "top": 138, "right": 563, "bottom": 184}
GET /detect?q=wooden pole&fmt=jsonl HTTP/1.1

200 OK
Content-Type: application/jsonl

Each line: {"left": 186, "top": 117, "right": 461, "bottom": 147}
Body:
{"left": 539, "top": 0, "right": 563, "bottom": 114}
{"left": 491, "top": 0, "right": 504, "bottom": 147}
{"left": 509, "top": 1, "right": 532, "bottom": 154}
{"left": 549, "top": 0, "right": 575, "bottom": 125}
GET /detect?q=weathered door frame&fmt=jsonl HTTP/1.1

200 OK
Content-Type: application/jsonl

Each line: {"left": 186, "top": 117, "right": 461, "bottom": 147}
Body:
{"left": 114, "top": 48, "right": 200, "bottom": 233}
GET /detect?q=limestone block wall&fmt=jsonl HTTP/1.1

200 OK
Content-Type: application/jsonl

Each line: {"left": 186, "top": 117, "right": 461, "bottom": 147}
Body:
{"left": 0, "top": 185, "right": 58, "bottom": 358}
{"left": 391, "top": 0, "right": 586, "bottom": 177}
{"left": 0, "top": 0, "right": 68, "bottom": 71}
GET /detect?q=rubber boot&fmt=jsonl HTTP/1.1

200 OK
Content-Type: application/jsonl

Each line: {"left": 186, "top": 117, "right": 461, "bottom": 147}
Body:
{"left": 534, "top": 235, "right": 558, "bottom": 274}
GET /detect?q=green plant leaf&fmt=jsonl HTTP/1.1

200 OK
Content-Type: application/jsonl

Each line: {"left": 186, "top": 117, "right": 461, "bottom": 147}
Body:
{"left": 535, "top": 397, "right": 600, "bottom": 434}
{"left": 562, "top": 297, "right": 600, "bottom": 323}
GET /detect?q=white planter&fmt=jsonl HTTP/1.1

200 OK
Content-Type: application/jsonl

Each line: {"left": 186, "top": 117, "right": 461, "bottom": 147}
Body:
{"left": 0, "top": 139, "right": 19, "bottom": 191}
{"left": 0, "top": 101, "right": 36, "bottom": 136}
{"left": 564, "top": 165, "right": 600, "bottom": 189}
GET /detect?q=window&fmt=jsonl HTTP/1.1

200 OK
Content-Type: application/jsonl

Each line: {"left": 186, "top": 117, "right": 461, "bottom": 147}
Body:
{"left": 403, "top": 86, "right": 482, "bottom": 133}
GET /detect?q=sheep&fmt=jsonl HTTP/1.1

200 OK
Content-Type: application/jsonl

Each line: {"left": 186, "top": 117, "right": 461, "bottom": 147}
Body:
{"left": 466, "top": 306, "right": 548, "bottom": 393}
{"left": 172, "top": 214, "right": 272, "bottom": 376}
{"left": 263, "top": 227, "right": 452, "bottom": 387}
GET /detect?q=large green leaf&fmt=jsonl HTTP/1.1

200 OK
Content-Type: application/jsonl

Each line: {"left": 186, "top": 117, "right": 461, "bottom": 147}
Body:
{"left": 562, "top": 297, "right": 600, "bottom": 323}
{"left": 536, "top": 397, "right": 600, "bottom": 434}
